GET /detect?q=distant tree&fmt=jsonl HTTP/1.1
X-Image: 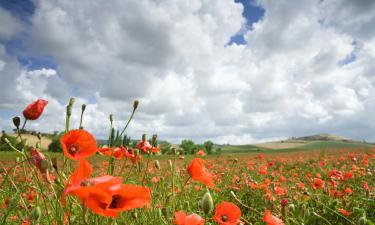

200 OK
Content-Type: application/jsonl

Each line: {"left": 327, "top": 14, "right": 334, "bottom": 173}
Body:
{"left": 203, "top": 140, "right": 214, "bottom": 155}
{"left": 180, "top": 139, "right": 195, "bottom": 155}
{"left": 194, "top": 144, "right": 203, "bottom": 154}
{"left": 216, "top": 147, "right": 222, "bottom": 155}
{"left": 48, "top": 132, "right": 63, "bottom": 152}
{"left": 159, "top": 141, "right": 172, "bottom": 154}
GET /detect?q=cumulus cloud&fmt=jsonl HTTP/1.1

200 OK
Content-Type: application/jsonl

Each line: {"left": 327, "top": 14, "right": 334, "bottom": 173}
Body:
{"left": 0, "top": 0, "right": 375, "bottom": 143}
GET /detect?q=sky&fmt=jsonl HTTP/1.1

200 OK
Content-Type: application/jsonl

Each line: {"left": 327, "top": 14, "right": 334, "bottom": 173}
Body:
{"left": 0, "top": 0, "right": 375, "bottom": 144}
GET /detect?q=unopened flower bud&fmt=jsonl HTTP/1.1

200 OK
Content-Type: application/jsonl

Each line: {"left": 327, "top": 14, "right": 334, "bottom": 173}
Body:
{"left": 12, "top": 116, "right": 20, "bottom": 129}
{"left": 133, "top": 100, "right": 139, "bottom": 110}
{"left": 66, "top": 105, "right": 72, "bottom": 117}
{"left": 142, "top": 134, "right": 146, "bottom": 141}
{"left": 288, "top": 204, "right": 295, "bottom": 212}
{"left": 81, "top": 104, "right": 86, "bottom": 112}
{"left": 201, "top": 191, "right": 214, "bottom": 215}
{"left": 15, "top": 157, "right": 20, "bottom": 163}
{"left": 151, "top": 134, "right": 157, "bottom": 146}
{"left": 68, "top": 97, "right": 75, "bottom": 106}
{"left": 358, "top": 216, "right": 367, "bottom": 225}
{"left": 31, "top": 206, "right": 41, "bottom": 222}
{"left": 168, "top": 160, "right": 173, "bottom": 170}
{"left": 109, "top": 114, "right": 114, "bottom": 123}
{"left": 154, "top": 160, "right": 160, "bottom": 170}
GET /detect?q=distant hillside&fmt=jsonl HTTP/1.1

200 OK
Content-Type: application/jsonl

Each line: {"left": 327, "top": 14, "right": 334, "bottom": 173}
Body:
{"left": 219, "top": 133, "right": 374, "bottom": 153}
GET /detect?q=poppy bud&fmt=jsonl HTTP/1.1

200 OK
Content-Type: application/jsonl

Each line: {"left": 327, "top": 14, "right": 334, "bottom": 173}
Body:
{"left": 281, "top": 198, "right": 288, "bottom": 207}
{"left": 288, "top": 204, "right": 295, "bottom": 212}
{"left": 109, "top": 114, "right": 114, "bottom": 123}
{"left": 81, "top": 104, "right": 86, "bottom": 112}
{"left": 133, "top": 100, "right": 139, "bottom": 110}
{"left": 131, "top": 211, "right": 138, "bottom": 220}
{"left": 12, "top": 116, "right": 20, "bottom": 129}
{"left": 36, "top": 142, "right": 41, "bottom": 149}
{"left": 66, "top": 105, "right": 72, "bottom": 117}
{"left": 68, "top": 97, "right": 75, "bottom": 106}
{"left": 31, "top": 206, "right": 41, "bottom": 222}
{"left": 161, "top": 207, "right": 170, "bottom": 218}
{"left": 154, "top": 160, "right": 160, "bottom": 169}
{"left": 15, "top": 157, "right": 20, "bottom": 163}
{"left": 201, "top": 191, "right": 214, "bottom": 215}
{"left": 168, "top": 160, "right": 173, "bottom": 170}
{"left": 358, "top": 216, "right": 367, "bottom": 225}
{"left": 142, "top": 134, "right": 146, "bottom": 142}
{"left": 151, "top": 134, "right": 157, "bottom": 146}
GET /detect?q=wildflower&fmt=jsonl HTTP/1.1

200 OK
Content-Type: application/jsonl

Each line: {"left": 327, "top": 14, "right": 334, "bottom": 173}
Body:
{"left": 263, "top": 210, "right": 284, "bottom": 225}
{"left": 28, "top": 147, "right": 48, "bottom": 174}
{"left": 311, "top": 178, "right": 324, "bottom": 190}
{"left": 60, "top": 129, "right": 97, "bottom": 160}
{"left": 23, "top": 99, "right": 48, "bottom": 120}
{"left": 196, "top": 150, "right": 206, "bottom": 156}
{"left": 174, "top": 211, "right": 204, "bottom": 225}
{"left": 136, "top": 140, "right": 152, "bottom": 153}
{"left": 213, "top": 202, "right": 241, "bottom": 225}
{"left": 338, "top": 208, "right": 351, "bottom": 216}
{"left": 187, "top": 158, "right": 215, "bottom": 188}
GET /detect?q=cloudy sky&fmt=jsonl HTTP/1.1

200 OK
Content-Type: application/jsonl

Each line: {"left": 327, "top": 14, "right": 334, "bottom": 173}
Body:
{"left": 0, "top": 0, "right": 375, "bottom": 144}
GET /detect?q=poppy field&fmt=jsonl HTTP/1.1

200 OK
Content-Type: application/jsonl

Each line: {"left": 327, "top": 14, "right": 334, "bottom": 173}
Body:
{"left": 0, "top": 99, "right": 374, "bottom": 225}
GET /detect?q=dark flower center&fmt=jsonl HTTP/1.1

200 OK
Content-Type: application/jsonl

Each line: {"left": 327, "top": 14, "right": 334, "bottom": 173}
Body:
{"left": 68, "top": 144, "right": 79, "bottom": 156}
{"left": 221, "top": 215, "right": 228, "bottom": 222}
{"left": 80, "top": 180, "right": 92, "bottom": 186}
{"left": 109, "top": 194, "right": 121, "bottom": 209}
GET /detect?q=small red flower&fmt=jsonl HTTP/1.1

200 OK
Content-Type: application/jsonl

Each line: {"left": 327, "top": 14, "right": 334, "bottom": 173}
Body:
{"left": 196, "top": 150, "right": 206, "bottom": 156}
{"left": 61, "top": 129, "right": 97, "bottom": 160}
{"left": 23, "top": 99, "right": 48, "bottom": 120}
{"left": 311, "top": 178, "right": 324, "bottom": 190}
{"left": 263, "top": 210, "right": 284, "bottom": 225}
{"left": 29, "top": 147, "right": 47, "bottom": 173}
{"left": 136, "top": 140, "right": 152, "bottom": 153}
{"left": 174, "top": 211, "right": 204, "bottom": 225}
{"left": 187, "top": 158, "right": 215, "bottom": 188}
{"left": 213, "top": 202, "right": 241, "bottom": 225}
{"left": 338, "top": 208, "right": 351, "bottom": 216}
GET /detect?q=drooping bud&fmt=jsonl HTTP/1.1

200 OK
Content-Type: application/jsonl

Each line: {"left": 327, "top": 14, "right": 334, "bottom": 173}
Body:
{"left": 154, "top": 160, "right": 160, "bottom": 170}
{"left": 201, "top": 191, "right": 214, "bottom": 215}
{"left": 133, "top": 100, "right": 139, "bottom": 110}
{"left": 12, "top": 116, "right": 20, "bottom": 129}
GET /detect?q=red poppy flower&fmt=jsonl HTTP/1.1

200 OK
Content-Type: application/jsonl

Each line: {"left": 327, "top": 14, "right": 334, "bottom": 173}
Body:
{"left": 311, "top": 178, "right": 324, "bottom": 190}
{"left": 196, "top": 150, "right": 206, "bottom": 156}
{"left": 74, "top": 183, "right": 151, "bottom": 217}
{"left": 29, "top": 147, "right": 48, "bottom": 173}
{"left": 62, "top": 159, "right": 123, "bottom": 205}
{"left": 23, "top": 99, "right": 48, "bottom": 120}
{"left": 136, "top": 140, "right": 152, "bottom": 153}
{"left": 187, "top": 158, "right": 215, "bottom": 188}
{"left": 98, "top": 146, "right": 128, "bottom": 159}
{"left": 263, "top": 210, "right": 284, "bottom": 225}
{"left": 338, "top": 208, "right": 351, "bottom": 216}
{"left": 61, "top": 129, "right": 97, "bottom": 160}
{"left": 174, "top": 211, "right": 205, "bottom": 225}
{"left": 213, "top": 202, "right": 241, "bottom": 225}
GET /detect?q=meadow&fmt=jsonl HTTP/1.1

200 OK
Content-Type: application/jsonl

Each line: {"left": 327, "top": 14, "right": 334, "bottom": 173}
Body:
{"left": 0, "top": 98, "right": 374, "bottom": 225}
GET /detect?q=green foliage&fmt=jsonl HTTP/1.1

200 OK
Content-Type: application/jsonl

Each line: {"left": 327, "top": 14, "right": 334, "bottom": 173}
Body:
{"left": 159, "top": 141, "right": 172, "bottom": 154}
{"left": 180, "top": 139, "right": 196, "bottom": 155}
{"left": 203, "top": 140, "right": 214, "bottom": 155}
{"left": 48, "top": 133, "right": 63, "bottom": 152}
{"left": 0, "top": 131, "right": 26, "bottom": 151}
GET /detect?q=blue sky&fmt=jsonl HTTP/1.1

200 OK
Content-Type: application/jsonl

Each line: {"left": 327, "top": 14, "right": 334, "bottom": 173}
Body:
{"left": 1, "top": 0, "right": 375, "bottom": 144}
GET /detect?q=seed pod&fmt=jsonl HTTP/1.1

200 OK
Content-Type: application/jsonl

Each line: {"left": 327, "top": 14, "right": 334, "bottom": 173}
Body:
{"left": 66, "top": 105, "right": 72, "bottom": 117}
{"left": 81, "top": 104, "right": 86, "bottom": 112}
{"left": 109, "top": 114, "right": 114, "bottom": 123}
{"left": 288, "top": 203, "right": 295, "bottom": 212}
{"left": 151, "top": 134, "right": 157, "bottom": 147}
{"left": 201, "top": 191, "right": 214, "bottom": 215}
{"left": 68, "top": 97, "right": 75, "bottom": 106}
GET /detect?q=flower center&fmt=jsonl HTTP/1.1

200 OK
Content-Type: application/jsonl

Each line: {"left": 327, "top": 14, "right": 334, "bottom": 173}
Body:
{"left": 221, "top": 215, "right": 228, "bottom": 222}
{"left": 68, "top": 144, "right": 79, "bottom": 156}
{"left": 80, "top": 180, "right": 92, "bottom": 186}
{"left": 109, "top": 194, "right": 121, "bottom": 209}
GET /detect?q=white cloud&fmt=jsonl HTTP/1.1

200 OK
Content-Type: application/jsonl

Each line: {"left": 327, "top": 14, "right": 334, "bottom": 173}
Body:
{"left": 1, "top": 0, "right": 375, "bottom": 143}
